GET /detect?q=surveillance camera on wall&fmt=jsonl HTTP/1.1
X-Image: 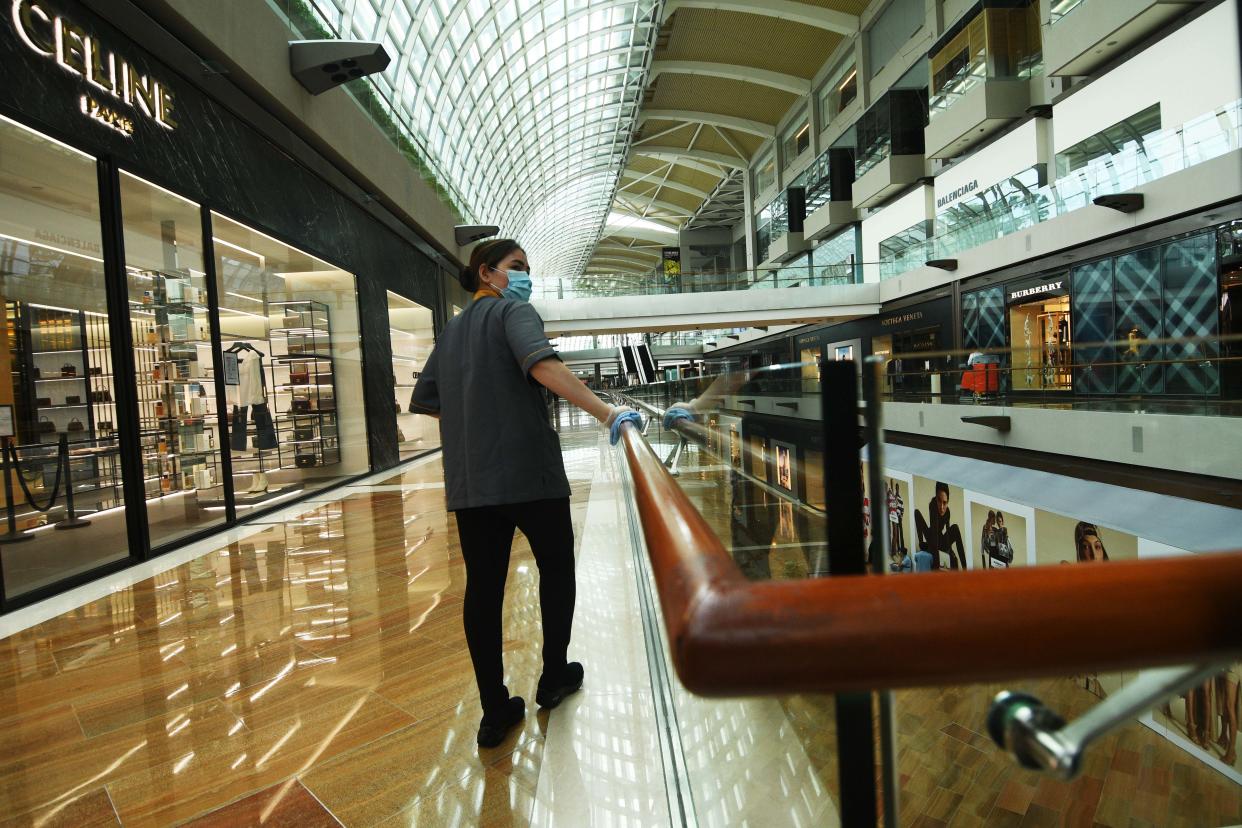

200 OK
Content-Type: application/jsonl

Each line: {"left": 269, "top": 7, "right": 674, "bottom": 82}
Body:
{"left": 290, "top": 40, "right": 391, "bottom": 95}
{"left": 454, "top": 225, "right": 500, "bottom": 246}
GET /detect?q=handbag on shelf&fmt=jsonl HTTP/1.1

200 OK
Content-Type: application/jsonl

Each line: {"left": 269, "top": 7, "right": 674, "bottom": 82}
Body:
{"left": 36, "top": 397, "right": 51, "bottom": 407}
{"left": 67, "top": 418, "right": 84, "bottom": 432}
{"left": 97, "top": 420, "right": 113, "bottom": 433}
{"left": 291, "top": 396, "right": 311, "bottom": 414}
{"left": 89, "top": 366, "right": 102, "bottom": 376}
{"left": 65, "top": 395, "right": 81, "bottom": 406}
{"left": 293, "top": 424, "right": 314, "bottom": 441}
{"left": 61, "top": 363, "right": 76, "bottom": 377}
{"left": 289, "top": 366, "right": 310, "bottom": 385}
{"left": 38, "top": 416, "right": 55, "bottom": 434}
{"left": 294, "top": 453, "right": 318, "bottom": 468}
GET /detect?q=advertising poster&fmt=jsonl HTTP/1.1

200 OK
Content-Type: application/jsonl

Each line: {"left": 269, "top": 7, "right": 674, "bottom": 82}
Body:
{"left": 1138, "top": 542, "right": 1242, "bottom": 782}
{"left": 967, "top": 495, "right": 1032, "bottom": 568}
{"left": 1033, "top": 511, "right": 1137, "bottom": 566}
{"left": 881, "top": 472, "right": 914, "bottom": 572}
{"left": 911, "top": 476, "right": 967, "bottom": 570}
{"left": 772, "top": 440, "right": 795, "bottom": 492}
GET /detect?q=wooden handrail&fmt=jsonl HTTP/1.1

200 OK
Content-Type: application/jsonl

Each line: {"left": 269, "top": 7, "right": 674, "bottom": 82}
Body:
{"left": 618, "top": 422, "right": 1242, "bottom": 695}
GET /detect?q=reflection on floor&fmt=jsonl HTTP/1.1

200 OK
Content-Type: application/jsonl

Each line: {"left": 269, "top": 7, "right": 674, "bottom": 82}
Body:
{"left": 0, "top": 453, "right": 567, "bottom": 826}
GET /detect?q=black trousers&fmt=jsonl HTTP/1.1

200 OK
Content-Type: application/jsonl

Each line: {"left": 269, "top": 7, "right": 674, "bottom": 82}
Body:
{"left": 454, "top": 497, "right": 576, "bottom": 714}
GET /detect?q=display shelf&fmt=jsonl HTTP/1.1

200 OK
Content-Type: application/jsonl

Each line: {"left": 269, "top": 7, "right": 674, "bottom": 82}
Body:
{"left": 34, "top": 376, "right": 87, "bottom": 383}
{"left": 42, "top": 404, "right": 89, "bottom": 410}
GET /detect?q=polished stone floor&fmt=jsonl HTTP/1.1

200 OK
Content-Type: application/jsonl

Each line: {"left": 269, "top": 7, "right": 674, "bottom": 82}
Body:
{"left": 0, "top": 410, "right": 1237, "bottom": 826}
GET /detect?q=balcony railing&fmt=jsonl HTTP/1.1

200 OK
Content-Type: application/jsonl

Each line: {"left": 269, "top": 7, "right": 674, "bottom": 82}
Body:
{"left": 534, "top": 263, "right": 863, "bottom": 299}
{"left": 607, "top": 353, "right": 1242, "bottom": 825}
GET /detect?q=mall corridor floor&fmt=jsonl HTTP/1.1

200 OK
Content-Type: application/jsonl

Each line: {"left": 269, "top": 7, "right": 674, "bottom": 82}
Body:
{"left": 0, "top": 410, "right": 637, "bottom": 827}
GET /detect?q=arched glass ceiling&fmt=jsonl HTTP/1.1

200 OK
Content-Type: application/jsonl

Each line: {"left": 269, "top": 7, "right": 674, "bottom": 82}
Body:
{"left": 303, "top": 0, "right": 661, "bottom": 279}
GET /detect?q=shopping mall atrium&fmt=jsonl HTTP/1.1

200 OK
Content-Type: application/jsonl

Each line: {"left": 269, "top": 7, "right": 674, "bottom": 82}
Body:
{"left": 0, "top": 0, "right": 1239, "bottom": 824}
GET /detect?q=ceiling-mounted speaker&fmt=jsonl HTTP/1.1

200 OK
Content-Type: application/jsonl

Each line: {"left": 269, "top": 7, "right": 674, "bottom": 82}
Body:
{"left": 290, "top": 40, "right": 391, "bottom": 95}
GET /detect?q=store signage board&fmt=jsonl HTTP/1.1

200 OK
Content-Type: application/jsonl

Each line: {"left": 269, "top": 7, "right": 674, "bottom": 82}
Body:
{"left": 1008, "top": 279, "right": 1066, "bottom": 304}
{"left": 222, "top": 352, "right": 239, "bottom": 385}
{"left": 0, "top": 405, "right": 13, "bottom": 438}
{"left": 11, "top": 0, "right": 178, "bottom": 137}
{"left": 881, "top": 310, "right": 924, "bottom": 328}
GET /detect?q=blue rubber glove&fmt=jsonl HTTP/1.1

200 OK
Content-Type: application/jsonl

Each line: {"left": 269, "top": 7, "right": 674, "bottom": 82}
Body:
{"left": 662, "top": 406, "right": 695, "bottom": 430}
{"left": 609, "top": 410, "right": 642, "bottom": 445}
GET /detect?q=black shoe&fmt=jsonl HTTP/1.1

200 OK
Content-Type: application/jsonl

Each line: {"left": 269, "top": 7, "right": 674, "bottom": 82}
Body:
{"left": 537, "top": 662, "right": 584, "bottom": 709}
{"left": 477, "top": 696, "right": 525, "bottom": 748}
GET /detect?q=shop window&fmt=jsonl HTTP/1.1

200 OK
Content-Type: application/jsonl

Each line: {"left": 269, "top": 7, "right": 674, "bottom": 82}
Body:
{"left": 1007, "top": 288, "right": 1071, "bottom": 392}
{"left": 1071, "top": 259, "right": 1116, "bottom": 394}
{"left": 388, "top": 290, "right": 439, "bottom": 459}
{"left": 119, "top": 172, "right": 224, "bottom": 548}
{"left": 212, "top": 214, "right": 367, "bottom": 508}
{"left": 1114, "top": 247, "right": 1164, "bottom": 395}
{"left": 1219, "top": 221, "right": 1242, "bottom": 397}
{"left": 0, "top": 116, "right": 128, "bottom": 598}
{"left": 1161, "top": 233, "right": 1219, "bottom": 395}
{"left": 962, "top": 286, "right": 1007, "bottom": 359}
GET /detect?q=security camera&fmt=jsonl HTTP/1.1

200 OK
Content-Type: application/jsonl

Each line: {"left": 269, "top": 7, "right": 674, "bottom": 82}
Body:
{"left": 454, "top": 225, "right": 500, "bottom": 246}
{"left": 289, "top": 40, "right": 391, "bottom": 95}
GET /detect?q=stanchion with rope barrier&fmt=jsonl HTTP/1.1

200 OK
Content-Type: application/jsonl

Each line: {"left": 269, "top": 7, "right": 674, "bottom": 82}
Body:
{"left": 0, "top": 433, "right": 89, "bottom": 541}
{"left": 55, "top": 434, "right": 90, "bottom": 530}
{"left": 0, "top": 436, "right": 32, "bottom": 545}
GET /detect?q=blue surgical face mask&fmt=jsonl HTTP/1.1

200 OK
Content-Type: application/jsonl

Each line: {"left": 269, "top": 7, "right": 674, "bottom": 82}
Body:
{"left": 489, "top": 266, "right": 533, "bottom": 302}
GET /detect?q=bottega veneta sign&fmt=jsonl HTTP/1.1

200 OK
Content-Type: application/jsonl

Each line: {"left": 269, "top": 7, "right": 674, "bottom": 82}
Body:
{"left": 11, "top": 0, "right": 177, "bottom": 136}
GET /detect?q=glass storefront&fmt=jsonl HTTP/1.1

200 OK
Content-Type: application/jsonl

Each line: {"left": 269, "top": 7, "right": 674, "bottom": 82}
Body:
{"left": 120, "top": 172, "right": 225, "bottom": 548}
{"left": 1008, "top": 290, "right": 1072, "bottom": 392}
{"left": 212, "top": 213, "right": 367, "bottom": 508}
{"left": 0, "top": 115, "right": 128, "bottom": 598}
{"left": 0, "top": 114, "right": 384, "bottom": 605}
{"left": 388, "top": 290, "right": 439, "bottom": 459}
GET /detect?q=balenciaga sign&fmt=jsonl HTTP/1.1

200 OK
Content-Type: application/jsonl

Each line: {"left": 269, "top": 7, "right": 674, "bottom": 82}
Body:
{"left": 935, "top": 179, "right": 978, "bottom": 209}
{"left": 11, "top": 0, "right": 177, "bottom": 136}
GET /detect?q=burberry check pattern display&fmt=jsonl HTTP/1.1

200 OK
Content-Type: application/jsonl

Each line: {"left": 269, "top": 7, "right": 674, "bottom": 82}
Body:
{"left": 962, "top": 286, "right": 1006, "bottom": 351}
{"left": 1162, "top": 234, "right": 1220, "bottom": 395}
{"left": 1072, "top": 260, "right": 1115, "bottom": 394}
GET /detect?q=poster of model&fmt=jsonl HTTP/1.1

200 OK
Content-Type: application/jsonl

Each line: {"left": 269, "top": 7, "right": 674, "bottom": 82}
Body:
{"left": 882, "top": 473, "right": 913, "bottom": 572}
{"left": 912, "top": 477, "right": 967, "bottom": 570}
{"left": 966, "top": 495, "right": 1032, "bottom": 568}
{"left": 1033, "top": 511, "right": 1137, "bottom": 566}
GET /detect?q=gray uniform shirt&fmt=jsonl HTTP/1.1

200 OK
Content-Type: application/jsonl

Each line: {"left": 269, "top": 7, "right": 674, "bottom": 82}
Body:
{"left": 410, "top": 296, "right": 570, "bottom": 511}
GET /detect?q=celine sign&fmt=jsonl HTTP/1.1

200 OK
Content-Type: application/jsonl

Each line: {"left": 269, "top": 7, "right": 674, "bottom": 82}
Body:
{"left": 1008, "top": 280, "right": 1064, "bottom": 302}
{"left": 11, "top": 0, "right": 177, "bottom": 136}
